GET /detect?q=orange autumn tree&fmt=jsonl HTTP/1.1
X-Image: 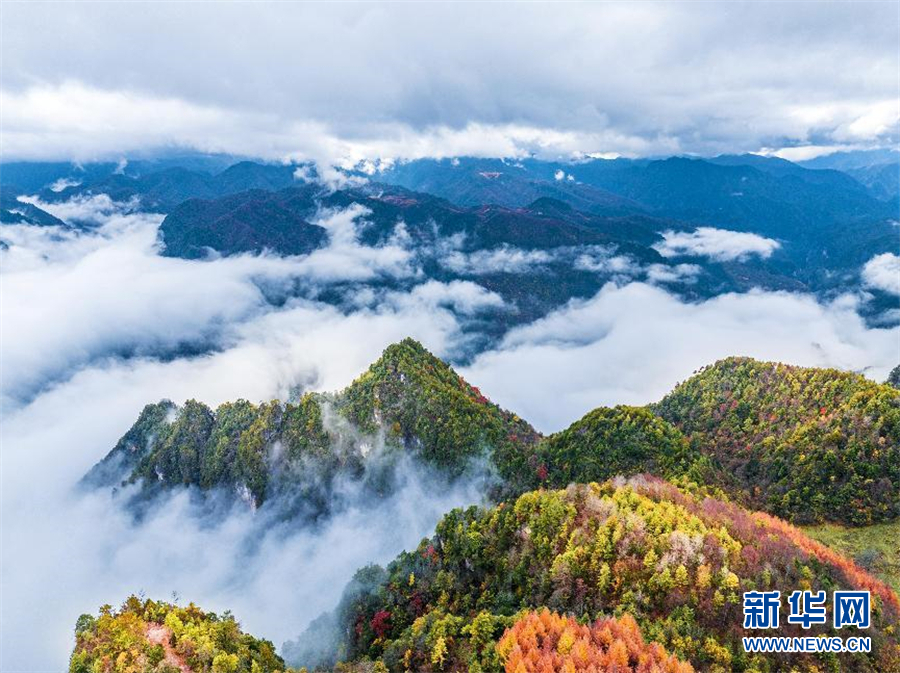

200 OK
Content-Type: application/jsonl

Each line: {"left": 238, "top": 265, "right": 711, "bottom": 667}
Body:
{"left": 497, "top": 609, "right": 693, "bottom": 673}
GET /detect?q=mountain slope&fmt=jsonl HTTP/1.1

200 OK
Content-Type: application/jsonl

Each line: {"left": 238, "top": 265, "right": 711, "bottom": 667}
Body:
{"left": 498, "top": 610, "right": 694, "bottom": 673}
{"left": 652, "top": 357, "right": 900, "bottom": 525}
{"left": 158, "top": 183, "right": 665, "bottom": 257}
{"left": 158, "top": 183, "right": 759, "bottom": 332}
{"left": 36, "top": 161, "right": 300, "bottom": 212}
{"left": 803, "top": 519, "right": 900, "bottom": 594}
{"left": 846, "top": 162, "right": 900, "bottom": 201}
{"left": 156, "top": 181, "right": 826, "bottom": 336}
{"left": 379, "top": 155, "right": 894, "bottom": 236}
{"left": 378, "top": 156, "right": 898, "bottom": 296}
{"left": 524, "top": 405, "right": 706, "bottom": 490}
{"left": 0, "top": 188, "right": 66, "bottom": 226}
{"left": 298, "top": 477, "right": 900, "bottom": 672}
{"left": 375, "top": 156, "right": 646, "bottom": 215}
{"left": 159, "top": 187, "right": 328, "bottom": 258}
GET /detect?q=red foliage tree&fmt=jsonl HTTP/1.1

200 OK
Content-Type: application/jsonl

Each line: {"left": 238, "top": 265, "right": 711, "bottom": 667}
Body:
{"left": 370, "top": 610, "right": 391, "bottom": 639}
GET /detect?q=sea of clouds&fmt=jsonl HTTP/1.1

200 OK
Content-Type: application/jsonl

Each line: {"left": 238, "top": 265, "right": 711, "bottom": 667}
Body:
{"left": 1, "top": 195, "right": 897, "bottom": 670}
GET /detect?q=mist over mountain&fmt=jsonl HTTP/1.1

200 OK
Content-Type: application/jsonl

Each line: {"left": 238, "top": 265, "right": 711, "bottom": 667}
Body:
{"left": 5, "top": 151, "right": 895, "bottom": 340}
{"left": 60, "top": 338, "right": 899, "bottom": 672}
{"left": 2, "top": 3, "right": 899, "bottom": 669}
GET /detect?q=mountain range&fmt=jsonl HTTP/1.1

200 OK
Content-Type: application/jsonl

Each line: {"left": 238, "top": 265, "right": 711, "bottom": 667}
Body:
{"left": 4, "top": 149, "right": 898, "bottom": 672}
{"left": 4, "top": 152, "right": 896, "bottom": 332}
{"left": 87, "top": 339, "right": 900, "bottom": 528}
{"left": 78, "top": 339, "right": 900, "bottom": 672}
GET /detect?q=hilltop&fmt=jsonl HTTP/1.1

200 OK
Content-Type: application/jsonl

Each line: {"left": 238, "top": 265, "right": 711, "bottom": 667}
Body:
{"left": 521, "top": 405, "right": 707, "bottom": 489}
{"left": 652, "top": 357, "right": 900, "bottom": 525}
{"left": 338, "top": 338, "right": 540, "bottom": 483}
{"left": 69, "top": 596, "right": 283, "bottom": 673}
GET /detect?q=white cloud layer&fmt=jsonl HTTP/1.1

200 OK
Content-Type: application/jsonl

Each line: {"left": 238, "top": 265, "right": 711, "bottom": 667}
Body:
{"left": 1, "top": 2, "right": 897, "bottom": 165}
{"left": 300, "top": 205, "right": 417, "bottom": 281}
{"left": 1, "top": 201, "right": 497, "bottom": 671}
{"left": 442, "top": 245, "right": 553, "bottom": 275}
{"left": 653, "top": 227, "right": 781, "bottom": 262}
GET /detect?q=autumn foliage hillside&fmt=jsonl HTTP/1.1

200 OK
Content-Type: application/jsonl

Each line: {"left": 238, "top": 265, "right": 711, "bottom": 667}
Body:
{"left": 652, "top": 357, "right": 900, "bottom": 524}
{"left": 326, "top": 477, "right": 900, "bottom": 673}
{"left": 89, "top": 343, "right": 899, "bottom": 528}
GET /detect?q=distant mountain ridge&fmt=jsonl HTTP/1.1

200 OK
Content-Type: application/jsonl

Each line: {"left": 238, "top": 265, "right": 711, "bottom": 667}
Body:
{"left": 33, "top": 161, "right": 301, "bottom": 213}
{"left": 0, "top": 189, "right": 65, "bottom": 227}
{"left": 157, "top": 183, "right": 773, "bottom": 333}
{"left": 378, "top": 156, "right": 897, "bottom": 283}
{"left": 142, "top": 157, "right": 898, "bottom": 322}
{"left": 4, "top": 154, "right": 896, "bottom": 330}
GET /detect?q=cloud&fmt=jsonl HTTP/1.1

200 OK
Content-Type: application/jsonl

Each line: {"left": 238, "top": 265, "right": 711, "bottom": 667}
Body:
{"left": 653, "top": 227, "right": 781, "bottom": 262}
{"left": 462, "top": 284, "right": 899, "bottom": 432}
{"left": 442, "top": 245, "right": 553, "bottom": 275}
{"left": 1, "top": 3, "right": 897, "bottom": 164}
{"left": 862, "top": 252, "right": 900, "bottom": 296}
{"left": 0, "top": 197, "right": 482, "bottom": 406}
{"left": 440, "top": 242, "right": 652, "bottom": 281}
{"left": 572, "top": 248, "right": 701, "bottom": 286}
{"left": 0, "top": 205, "right": 295, "bottom": 404}
{"left": 573, "top": 248, "right": 639, "bottom": 276}
{"left": 48, "top": 177, "right": 82, "bottom": 192}
{"left": 383, "top": 280, "right": 506, "bottom": 316}
{"left": 645, "top": 263, "right": 702, "bottom": 284}
{"left": 758, "top": 144, "right": 867, "bottom": 162}
{"left": 18, "top": 193, "right": 141, "bottom": 225}
{"left": 299, "top": 205, "right": 417, "bottom": 282}
{"left": 0, "top": 202, "right": 500, "bottom": 670}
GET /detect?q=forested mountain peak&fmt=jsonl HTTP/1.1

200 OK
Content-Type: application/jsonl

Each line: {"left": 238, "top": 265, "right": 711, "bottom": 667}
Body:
{"left": 85, "top": 339, "right": 540, "bottom": 507}
{"left": 331, "top": 338, "right": 541, "bottom": 478}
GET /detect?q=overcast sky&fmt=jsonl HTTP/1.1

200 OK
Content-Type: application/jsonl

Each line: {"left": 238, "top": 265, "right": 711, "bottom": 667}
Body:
{"left": 1, "top": 1, "right": 898, "bottom": 165}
